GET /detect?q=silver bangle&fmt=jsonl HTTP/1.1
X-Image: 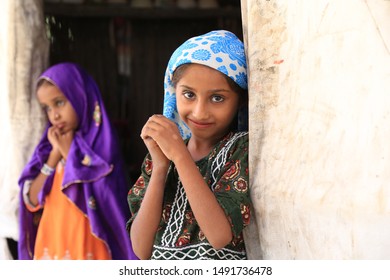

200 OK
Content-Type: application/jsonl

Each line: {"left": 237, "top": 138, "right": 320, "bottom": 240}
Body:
{"left": 40, "top": 163, "right": 55, "bottom": 176}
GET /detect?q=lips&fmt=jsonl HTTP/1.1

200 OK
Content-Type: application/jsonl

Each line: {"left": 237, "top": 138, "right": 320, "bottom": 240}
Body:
{"left": 188, "top": 119, "right": 213, "bottom": 129}
{"left": 55, "top": 123, "right": 66, "bottom": 130}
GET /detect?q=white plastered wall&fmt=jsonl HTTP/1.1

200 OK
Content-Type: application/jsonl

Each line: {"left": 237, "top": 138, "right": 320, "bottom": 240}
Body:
{"left": 0, "top": 0, "right": 48, "bottom": 259}
{"left": 242, "top": 0, "right": 390, "bottom": 259}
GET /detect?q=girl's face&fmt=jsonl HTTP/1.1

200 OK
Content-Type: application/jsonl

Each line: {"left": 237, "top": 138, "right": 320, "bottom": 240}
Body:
{"left": 175, "top": 64, "right": 240, "bottom": 142}
{"left": 37, "top": 82, "right": 79, "bottom": 134}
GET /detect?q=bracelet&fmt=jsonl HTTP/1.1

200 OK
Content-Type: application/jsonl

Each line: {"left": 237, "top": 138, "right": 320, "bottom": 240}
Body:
{"left": 40, "top": 163, "right": 55, "bottom": 176}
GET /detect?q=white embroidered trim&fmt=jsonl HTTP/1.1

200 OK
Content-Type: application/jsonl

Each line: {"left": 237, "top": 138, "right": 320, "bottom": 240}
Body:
{"left": 37, "top": 248, "right": 95, "bottom": 260}
{"left": 210, "top": 132, "right": 248, "bottom": 191}
{"left": 161, "top": 178, "right": 188, "bottom": 247}
{"left": 152, "top": 243, "right": 246, "bottom": 260}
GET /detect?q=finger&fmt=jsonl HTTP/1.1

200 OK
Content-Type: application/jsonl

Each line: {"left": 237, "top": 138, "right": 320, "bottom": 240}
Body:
{"left": 140, "top": 124, "right": 152, "bottom": 140}
{"left": 53, "top": 129, "right": 60, "bottom": 138}
{"left": 143, "top": 125, "right": 166, "bottom": 144}
{"left": 142, "top": 116, "right": 164, "bottom": 136}
{"left": 62, "top": 130, "right": 73, "bottom": 138}
{"left": 48, "top": 126, "right": 56, "bottom": 136}
{"left": 148, "top": 114, "right": 170, "bottom": 125}
{"left": 49, "top": 125, "right": 59, "bottom": 134}
{"left": 147, "top": 116, "right": 176, "bottom": 134}
{"left": 48, "top": 129, "right": 58, "bottom": 140}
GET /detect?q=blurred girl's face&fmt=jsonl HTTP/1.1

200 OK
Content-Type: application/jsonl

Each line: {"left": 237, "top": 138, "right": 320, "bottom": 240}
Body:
{"left": 175, "top": 64, "right": 240, "bottom": 143}
{"left": 37, "top": 81, "right": 79, "bottom": 134}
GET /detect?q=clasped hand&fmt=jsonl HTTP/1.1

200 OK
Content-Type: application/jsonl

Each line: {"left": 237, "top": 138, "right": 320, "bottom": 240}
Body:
{"left": 141, "top": 115, "right": 186, "bottom": 166}
{"left": 47, "top": 126, "right": 74, "bottom": 160}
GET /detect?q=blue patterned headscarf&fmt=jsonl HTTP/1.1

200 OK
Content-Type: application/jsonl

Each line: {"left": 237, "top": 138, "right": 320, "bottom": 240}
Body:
{"left": 163, "top": 30, "right": 248, "bottom": 139}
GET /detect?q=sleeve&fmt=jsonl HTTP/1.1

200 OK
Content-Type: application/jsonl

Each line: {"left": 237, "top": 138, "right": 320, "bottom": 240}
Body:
{"left": 126, "top": 153, "right": 153, "bottom": 232}
{"left": 18, "top": 173, "right": 53, "bottom": 260}
{"left": 213, "top": 134, "right": 251, "bottom": 238}
{"left": 22, "top": 180, "right": 43, "bottom": 212}
{"left": 20, "top": 171, "right": 54, "bottom": 213}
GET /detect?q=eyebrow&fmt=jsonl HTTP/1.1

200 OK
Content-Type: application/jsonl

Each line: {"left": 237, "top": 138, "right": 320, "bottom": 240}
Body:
{"left": 178, "top": 84, "right": 231, "bottom": 93}
{"left": 178, "top": 85, "right": 195, "bottom": 90}
{"left": 50, "top": 96, "right": 65, "bottom": 102}
{"left": 39, "top": 96, "right": 65, "bottom": 106}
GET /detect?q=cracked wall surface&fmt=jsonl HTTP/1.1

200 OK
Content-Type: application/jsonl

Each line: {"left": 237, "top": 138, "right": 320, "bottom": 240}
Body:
{"left": 242, "top": 0, "right": 390, "bottom": 259}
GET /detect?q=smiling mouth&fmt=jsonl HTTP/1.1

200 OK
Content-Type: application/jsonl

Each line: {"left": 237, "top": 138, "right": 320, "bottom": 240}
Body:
{"left": 189, "top": 119, "right": 213, "bottom": 128}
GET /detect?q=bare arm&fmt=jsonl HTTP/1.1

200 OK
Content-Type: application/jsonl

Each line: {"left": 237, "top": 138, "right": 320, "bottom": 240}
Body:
{"left": 130, "top": 164, "right": 168, "bottom": 259}
{"left": 27, "top": 126, "right": 73, "bottom": 206}
{"left": 130, "top": 121, "right": 171, "bottom": 259}
{"left": 174, "top": 151, "right": 233, "bottom": 249}
{"left": 28, "top": 149, "right": 61, "bottom": 206}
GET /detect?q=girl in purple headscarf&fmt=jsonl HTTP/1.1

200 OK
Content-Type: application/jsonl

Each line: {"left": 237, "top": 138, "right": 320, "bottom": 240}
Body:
{"left": 18, "top": 62, "right": 137, "bottom": 260}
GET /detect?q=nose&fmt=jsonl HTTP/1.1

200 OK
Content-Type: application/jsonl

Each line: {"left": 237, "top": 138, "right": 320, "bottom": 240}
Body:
{"left": 50, "top": 110, "right": 60, "bottom": 121}
{"left": 192, "top": 99, "right": 209, "bottom": 120}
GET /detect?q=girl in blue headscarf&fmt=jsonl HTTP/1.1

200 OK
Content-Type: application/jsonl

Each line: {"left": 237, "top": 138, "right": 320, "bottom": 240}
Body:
{"left": 127, "top": 30, "right": 251, "bottom": 260}
{"left": 18, "top": 62, "right": 137, "bottom": 260}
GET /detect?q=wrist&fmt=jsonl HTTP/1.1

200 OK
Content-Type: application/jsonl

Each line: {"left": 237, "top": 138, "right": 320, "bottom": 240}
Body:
{"left": 47, "top": 150, "right": 61, "bottom": 168}
{"left": 171, "top": 149, "right": 191, "bottom": 166}
{"left": 152, "top": 163, "right": 170, "bottom": 177}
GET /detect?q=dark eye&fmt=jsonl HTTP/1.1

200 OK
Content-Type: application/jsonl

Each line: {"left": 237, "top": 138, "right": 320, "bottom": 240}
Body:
{"left": 183, "top": 90, "right": 195, "bottom": 100}
{"left": 42, "top": 105, "right": 50, "bottom": 113}
{"left": 56, "top": 100, "right": 65, "bottom": 107}
{"left": 211, "top": 95, "right": 224, "bottom": 103}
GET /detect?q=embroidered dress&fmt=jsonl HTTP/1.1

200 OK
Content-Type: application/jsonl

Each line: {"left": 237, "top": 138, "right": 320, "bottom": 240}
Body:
{"left": 128, "top": 131, "right": 250, "bottom": 260}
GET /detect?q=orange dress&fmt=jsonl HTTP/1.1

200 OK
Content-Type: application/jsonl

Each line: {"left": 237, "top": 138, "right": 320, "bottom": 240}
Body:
{"left": 32, "top": 163, "right": 110, "bottom": 260}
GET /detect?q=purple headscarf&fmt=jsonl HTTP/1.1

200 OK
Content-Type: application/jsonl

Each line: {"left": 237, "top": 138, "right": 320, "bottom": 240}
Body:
{"left": 18, "top": 62, "right": 137, "bottom": 260}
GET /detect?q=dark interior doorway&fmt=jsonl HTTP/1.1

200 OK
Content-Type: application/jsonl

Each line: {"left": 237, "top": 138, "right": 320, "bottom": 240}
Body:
{"left": 44, "top": 1, "right": 243, "bottom": 185}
